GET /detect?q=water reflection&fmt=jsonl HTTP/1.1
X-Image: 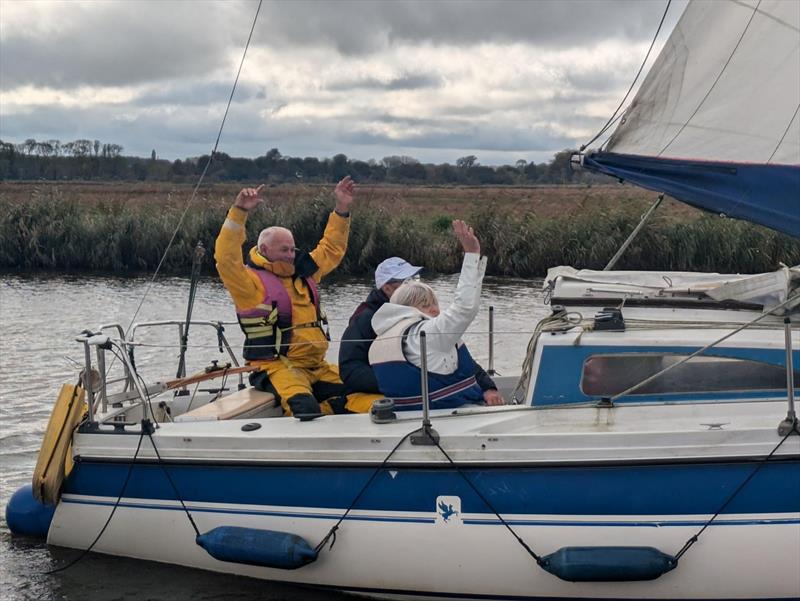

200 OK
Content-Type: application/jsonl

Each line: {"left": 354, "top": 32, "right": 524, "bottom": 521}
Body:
{"left": 0, "top": 272, "right": 546, "bottom": 601}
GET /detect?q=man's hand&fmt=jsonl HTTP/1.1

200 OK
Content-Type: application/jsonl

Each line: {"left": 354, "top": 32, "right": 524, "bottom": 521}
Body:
{"left": 483, "top": 388, "right": 504, "bottom": 406}
{"left": 234, "top": 184, "right": 266, "bottom": 211}
{"left": 452, "top": 219, "right": 480, "bottom": 254}
{"left": 334, "top": 176, "right": 355, "bottom": 213}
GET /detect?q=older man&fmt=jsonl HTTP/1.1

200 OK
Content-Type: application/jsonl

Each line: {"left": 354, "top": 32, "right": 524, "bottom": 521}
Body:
{"left": 215, "top": 177, "right": 355, "bottom": 417}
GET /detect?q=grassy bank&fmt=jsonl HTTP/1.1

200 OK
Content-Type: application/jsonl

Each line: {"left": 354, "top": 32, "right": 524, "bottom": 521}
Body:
{"left": 1, "top": 183, "right": 798, "bottom": 277}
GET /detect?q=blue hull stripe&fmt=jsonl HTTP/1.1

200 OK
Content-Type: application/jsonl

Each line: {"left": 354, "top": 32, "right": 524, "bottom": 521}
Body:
{"left": 63, "top": 460, "right": 800, "bottom": 516}
{"left": 60, "top": 496, "right": 798, "bottom": 528}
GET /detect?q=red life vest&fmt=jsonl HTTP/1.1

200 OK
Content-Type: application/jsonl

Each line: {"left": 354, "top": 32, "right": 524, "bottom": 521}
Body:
{"left": 236, "top": 267, "right": 326, "bottom": 361}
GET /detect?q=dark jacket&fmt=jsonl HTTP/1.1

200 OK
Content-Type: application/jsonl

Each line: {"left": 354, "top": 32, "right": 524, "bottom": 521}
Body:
{"left": 338, "top": 287, "right": 497, "bottom": 396}
{"left": 339, "top": 288, "right": 388, "bottom": 394}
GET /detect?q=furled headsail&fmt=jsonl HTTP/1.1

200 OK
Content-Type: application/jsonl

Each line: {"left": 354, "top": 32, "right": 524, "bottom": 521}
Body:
{"left": 582, "top": 0, "right": 800, "bottom": 237}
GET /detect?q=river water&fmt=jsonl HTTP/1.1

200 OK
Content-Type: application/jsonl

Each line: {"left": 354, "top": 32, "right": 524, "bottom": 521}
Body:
{"left": 0, "top": 272, "right": 547, "bottom": 601}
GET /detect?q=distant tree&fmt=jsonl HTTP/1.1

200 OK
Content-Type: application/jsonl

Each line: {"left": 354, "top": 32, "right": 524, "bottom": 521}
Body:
{"left": 547, "top": 150, "right": 574, "bottom": 184}
{"left": 389, "top": 161, "right": 427, "bottom": 182}
{"left": 73, "top": 139, "right": 92, "bottom": 157}
{"left": 381, "top": 155, "right": 418, "bottom": 169}
{"left": 93, "top": 139, "right": 101, "bottom": 156}
{"left": 456, "top": 155, "right": 477, "bottom": 169}
{"left": 23, "top": 138, "right": 37, "bottom": 156}
{"left": 350, "top": 160, "right": 372, "bottom": 181}
{"left": 150, "top": 149, "right": 157, "bottom": 161}
{"left": 301, "top": 156, "right": 322, "bottom": 178}
{"left": 331, "top": 153, "right": 349, "bottom": 180}
{"left": 36, "top": 141, "right": 54, "bottom": 157}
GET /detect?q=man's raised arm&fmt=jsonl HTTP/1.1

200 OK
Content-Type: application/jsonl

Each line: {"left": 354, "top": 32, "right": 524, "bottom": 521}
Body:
{"left": 309, "top": 176, "right": 355, "bottom": 281}
{"left": 214, "top": 185, "right": 266, "bottom": 309}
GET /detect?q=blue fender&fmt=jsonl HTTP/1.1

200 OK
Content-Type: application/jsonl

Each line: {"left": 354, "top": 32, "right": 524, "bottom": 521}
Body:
{"left": 541, "top": 546, "right": 677, "bottom": 582}
{"left": 196, "top": 526, "right": 318, "bottom": 570}
{"left": 5, "top": 484, "right": 57, "bottom": 539}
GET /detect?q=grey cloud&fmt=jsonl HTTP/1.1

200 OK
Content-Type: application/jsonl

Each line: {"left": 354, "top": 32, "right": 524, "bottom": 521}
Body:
{"left": 1, "top": 98, "right": 576, "bottom": 163}
{"left": 0, "top": 1, "right": 242, "bottom": 89}
{"left": 326, "top": 72, "right": 443, "bottom": 92}
{"left": 132, "top": 81, "right": 264, "bottom": 108}
{"left": 563, "top": 66, "right": 635, "bottom": 93}
{"left": 254, "top": 0, "right": 683, "bottom": 55}
{"left": 386, "top": 74, "right": 443, "bottom": 90}
{"left": 342, "top": 123, "right": 572, "bottom": 153}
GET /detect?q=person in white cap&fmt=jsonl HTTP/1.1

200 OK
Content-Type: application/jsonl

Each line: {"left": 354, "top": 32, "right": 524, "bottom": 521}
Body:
{"left": 338, "top": 257, "right": 424, "bottom": 412}
{"left": 369, "top": 220, "right": 504, "bottom": 411}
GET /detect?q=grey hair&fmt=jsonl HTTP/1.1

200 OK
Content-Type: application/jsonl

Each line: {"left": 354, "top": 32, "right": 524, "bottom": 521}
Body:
{"left": 390, "top": 281, "right": 438, "bottom": 310}
{"left": 257, "top": 226, "right": 292, "bottom": 252}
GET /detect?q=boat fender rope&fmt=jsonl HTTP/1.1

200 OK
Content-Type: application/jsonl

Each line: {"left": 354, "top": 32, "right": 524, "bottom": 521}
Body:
{"left": 146, "top": 429, "right": 201, "bottom": 538}
{"left": 672, "top": 427, "right": 798, "bottom": 562}
{"left": 314, "top": 429, "right": 416, "bottom": 555}
{"left": 43, "top": 426, "right": 147, "bottom": 575}
{"left": 429, "top": 435, "right": 546, "bottom": 567}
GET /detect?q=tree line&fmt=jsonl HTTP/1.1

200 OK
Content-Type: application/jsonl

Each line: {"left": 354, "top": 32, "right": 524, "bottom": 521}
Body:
{"left": 0, "top": 138, "right": 607, "bottom": 185}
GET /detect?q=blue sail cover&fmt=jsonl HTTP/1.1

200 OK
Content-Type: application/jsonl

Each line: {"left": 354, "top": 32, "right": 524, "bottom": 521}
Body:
{"left": 582, "top": 0, "right": 800, "bottom": 238}
{"left": 584, "top": 153, "right": 800, "bottom": 238}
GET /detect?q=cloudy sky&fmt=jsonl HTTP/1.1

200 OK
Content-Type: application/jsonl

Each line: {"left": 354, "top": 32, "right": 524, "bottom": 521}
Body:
{"left": 0, "top": 0, "right": 684, "bottom": 165}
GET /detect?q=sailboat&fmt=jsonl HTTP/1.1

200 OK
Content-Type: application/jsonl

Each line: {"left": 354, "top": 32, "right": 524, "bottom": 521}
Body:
{"left": 6, "top": 0, "right": 800, "bottom": 599}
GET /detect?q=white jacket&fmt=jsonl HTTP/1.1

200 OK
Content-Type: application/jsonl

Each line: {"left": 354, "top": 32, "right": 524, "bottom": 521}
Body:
{"left": 371, "top": 253, "right": 487, "bottom": 375}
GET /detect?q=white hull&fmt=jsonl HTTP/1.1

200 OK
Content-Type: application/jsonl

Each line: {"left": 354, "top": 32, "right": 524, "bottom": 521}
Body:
{"left": 49, "top": 499, "right": 800, "bottom": 600}
{"left": 46, "top": 402, "right": 800, "bottom": 600}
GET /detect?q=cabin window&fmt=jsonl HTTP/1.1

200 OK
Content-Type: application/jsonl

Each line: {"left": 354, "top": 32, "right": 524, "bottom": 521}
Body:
{"left": 580, "top": 354, "right": 798, "bottom": 396}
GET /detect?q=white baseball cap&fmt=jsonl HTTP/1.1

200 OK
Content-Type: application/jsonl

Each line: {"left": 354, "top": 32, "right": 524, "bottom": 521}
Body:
{"left": 374, "top": 257, "right": 423, "bottom": 289}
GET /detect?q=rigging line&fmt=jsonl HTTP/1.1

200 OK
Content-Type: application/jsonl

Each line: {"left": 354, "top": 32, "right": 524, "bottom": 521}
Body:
{"left": 658, "top": 0, "right": 762, "bottom": 157}
{"left": 314, "top": 429, "right": 416, "bottom": 553}
{"left": 44, "top": 428, "right": 146, "bottom": 575}
{"left": 767, "top": 103, "right": 800, "bottom": 164}
{"left": 580, "top": 0, "right": 672, "bottom": 152}
{"left": 431, "top": 437, "right": 545, "bottom": 566}
{"left": 673, "top": 425, "right": 798, "bottom": 562}
{"left": 122, "top": 0, "right": 263, "bottom": 338}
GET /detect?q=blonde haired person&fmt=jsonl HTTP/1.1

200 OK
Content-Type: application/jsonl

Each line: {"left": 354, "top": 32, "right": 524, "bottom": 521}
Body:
{"left": 369, "top": 221, "right": 504, "bottom": 410}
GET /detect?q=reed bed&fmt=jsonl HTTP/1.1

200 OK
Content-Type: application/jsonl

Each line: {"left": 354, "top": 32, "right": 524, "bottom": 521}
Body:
{"left": 1, "top": 185, "right": 798, "bottom": 277}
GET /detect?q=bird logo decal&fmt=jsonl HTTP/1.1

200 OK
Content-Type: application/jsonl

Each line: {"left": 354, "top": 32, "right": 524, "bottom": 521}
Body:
{"left": 438, "top": 499, "right": 459, "bottom": 522}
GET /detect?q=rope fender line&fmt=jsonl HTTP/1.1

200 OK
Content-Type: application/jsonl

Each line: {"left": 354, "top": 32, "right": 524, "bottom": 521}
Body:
{"left": 672, "top": 424, "right": 799, "bottom": 563}
{"left": 314, "top": 429, "right": 417, "bottom": 554}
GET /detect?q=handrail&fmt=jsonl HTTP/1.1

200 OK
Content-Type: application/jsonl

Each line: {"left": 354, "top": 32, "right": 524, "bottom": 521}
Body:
{"left": 128, "top": 320, "right": 243, "bottom": 390}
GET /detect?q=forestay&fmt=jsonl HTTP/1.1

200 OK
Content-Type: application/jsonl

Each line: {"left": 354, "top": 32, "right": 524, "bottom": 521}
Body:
{"left": 583, "top": 0, "right": 800, "bottom": 237}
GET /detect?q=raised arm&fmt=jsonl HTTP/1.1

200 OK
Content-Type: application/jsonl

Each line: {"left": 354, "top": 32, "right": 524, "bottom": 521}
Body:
{"left": 417, "top": 220, "right": 486, "bottom": 352}
{"left": 309, "top": 176, "right": 355, "bottom": 281}
{"left": 214, "top": 185, "right": 266, "bottom": 309}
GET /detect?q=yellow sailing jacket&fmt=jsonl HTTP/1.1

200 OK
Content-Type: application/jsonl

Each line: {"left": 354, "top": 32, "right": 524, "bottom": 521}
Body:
{"left": 215, "top": 206, "right": 349, "bottom": 368}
